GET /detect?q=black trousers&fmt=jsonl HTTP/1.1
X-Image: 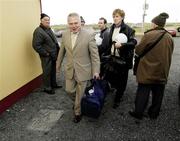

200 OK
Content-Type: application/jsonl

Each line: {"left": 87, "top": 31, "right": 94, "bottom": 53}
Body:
{"left": 105, "top": 68, "right": 129, "bottom": 102}
{"left": 178, "top": 85, "right": 180, "bottom": 106}
{"left": 40, "top": 56, "right": 57, "bottom": 90}
{"left": 134, "top": 83, "right": 165, "bottom": 118}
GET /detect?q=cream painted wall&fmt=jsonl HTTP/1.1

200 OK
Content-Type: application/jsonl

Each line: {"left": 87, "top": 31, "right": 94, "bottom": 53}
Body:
{"left": 0, "top": 2, "right": 2, "bottom": 96}
{"left": 0, "top": 0, "right": 42, "bottom": 100}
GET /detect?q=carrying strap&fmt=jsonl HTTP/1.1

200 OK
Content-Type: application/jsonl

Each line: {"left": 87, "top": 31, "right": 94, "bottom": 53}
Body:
{"left": 113, "top": 43, "right": 118, "bottom": 56}
{"left": 139, "top": 31, "right": 166, "bottom": 58}
{"left": 40, "top": 26, "right": 57, "bottom": 44}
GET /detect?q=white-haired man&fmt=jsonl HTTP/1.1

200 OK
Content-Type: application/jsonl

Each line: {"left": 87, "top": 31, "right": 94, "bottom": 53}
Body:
{"left": 56, "top": 13, "right": 100, "bottom": 123}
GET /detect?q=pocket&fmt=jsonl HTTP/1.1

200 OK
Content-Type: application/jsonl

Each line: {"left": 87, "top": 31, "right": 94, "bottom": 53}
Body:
{"left": 80, "top": 63, "right": 91, "bottom": 67}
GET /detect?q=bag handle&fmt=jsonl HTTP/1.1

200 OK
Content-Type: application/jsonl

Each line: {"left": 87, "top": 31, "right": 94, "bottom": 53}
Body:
{"left": 113, "top": 43, "right": 118, "bottom": 56}
{"left": 138, "top": 31, "right": 166, "bottom": 58}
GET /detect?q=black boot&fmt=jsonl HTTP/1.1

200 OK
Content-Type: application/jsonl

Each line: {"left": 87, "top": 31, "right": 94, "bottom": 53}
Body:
{"left": 43, "top": 89, "right": 55, "bottom": 95}
{"left": 73, "top": 115, "right": 82, "bottom": 123}
{"left": 129, "top": 111, "right": 143, "bottom": 120}
{"left": 113, "top": 92, "right": 123, "bottom": 109}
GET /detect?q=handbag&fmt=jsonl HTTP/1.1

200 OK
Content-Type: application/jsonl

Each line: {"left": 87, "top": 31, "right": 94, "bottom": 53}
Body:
{"left": 133, "top": 31, "right": 166, "bottom": 75}
{"left": 102, "top": 45, "right": 126, "bottom": 73}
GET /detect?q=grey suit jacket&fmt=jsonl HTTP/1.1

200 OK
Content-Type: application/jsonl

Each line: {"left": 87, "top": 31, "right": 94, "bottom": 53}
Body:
{"left": 57, "top": 28, "right": 100, "bottom": 81}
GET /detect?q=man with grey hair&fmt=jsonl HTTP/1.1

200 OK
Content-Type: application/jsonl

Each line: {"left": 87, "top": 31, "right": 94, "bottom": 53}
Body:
{"left": 56, "top": 13, "right": 100, "bottom": 123}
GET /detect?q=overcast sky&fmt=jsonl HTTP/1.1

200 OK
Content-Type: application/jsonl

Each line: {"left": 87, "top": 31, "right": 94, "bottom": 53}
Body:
{"left": 41, "top": 0, "right": 180, "bottom": 25}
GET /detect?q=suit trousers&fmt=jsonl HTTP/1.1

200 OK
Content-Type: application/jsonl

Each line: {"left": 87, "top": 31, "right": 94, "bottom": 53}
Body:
{"left": 40, "top": 56, "right": 57, "bottom": 90}
{"left": 65, "top": 75, "right": 88, "bottom": 115}
{"left": 134, "top": 83, "right": 165, "bottom": 118}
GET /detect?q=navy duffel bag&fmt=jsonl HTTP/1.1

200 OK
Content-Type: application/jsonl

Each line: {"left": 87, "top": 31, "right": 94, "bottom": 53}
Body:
{"left": 81, "top": 79, "right": 107, "bottom": 118}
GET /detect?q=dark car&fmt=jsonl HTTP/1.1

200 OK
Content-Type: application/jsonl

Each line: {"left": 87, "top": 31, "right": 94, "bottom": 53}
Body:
{"left": 54, "top": 30, "right": 63, "bottom": 38}
{"left": 177, "top": 27, "right": 180, "bottom": 32}
{"left": 52, "top": 29, "right": 63, "bottom": 38}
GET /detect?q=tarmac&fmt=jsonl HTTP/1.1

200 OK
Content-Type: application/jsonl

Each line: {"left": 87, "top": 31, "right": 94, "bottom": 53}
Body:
{"left": 0, "top": 38, "right": 180, "bottom": 141}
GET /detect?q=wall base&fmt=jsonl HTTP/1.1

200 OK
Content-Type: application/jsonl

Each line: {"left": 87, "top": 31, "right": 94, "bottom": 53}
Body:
{"left": 0, "top": 75, "right": 42, "bottom": 114}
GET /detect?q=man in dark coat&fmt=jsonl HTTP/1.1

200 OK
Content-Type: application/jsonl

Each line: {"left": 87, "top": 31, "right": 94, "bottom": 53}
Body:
{"left": 32, "top": 13, "right": 62, "bottom": 94}
{"left": 95, "top": 17, "right": 110, "bottom": 77}
{"left": 96, "top": 17, "right": 109, "bottom": 58}
{"left": 129, "top": 12, "right": 174, "bottom": 119}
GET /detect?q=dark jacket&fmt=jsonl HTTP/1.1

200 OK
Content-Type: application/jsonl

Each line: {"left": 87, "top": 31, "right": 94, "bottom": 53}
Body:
{"left": 106, "top": 22, "right": 137, "bottom": 69}
{"left": 98, "top": 27, "right": 110, "bottom": 57}
{"left": 135, "top": 27, "right": 174, "bottom": 84}
{"left": 32, "top": 25, "right": 59, "bottom": 60}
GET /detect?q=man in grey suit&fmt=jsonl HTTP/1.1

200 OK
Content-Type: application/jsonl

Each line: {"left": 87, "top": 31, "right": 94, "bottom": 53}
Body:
{"left": 56, "top": 13, "right": 100, "bottom": 123}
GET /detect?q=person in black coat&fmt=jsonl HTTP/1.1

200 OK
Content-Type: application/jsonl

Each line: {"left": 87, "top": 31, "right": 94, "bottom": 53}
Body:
{"left": 96, "top": 17, "right": 109, "bottom": 58}
{"left": 104, "top": 9, "right": 137, "bottom": 108}
{"left": 95, "top": 17, "right": 110, "bottom": 77}
{"left": 32, "top": 13, "right": 62, "bottom": 94}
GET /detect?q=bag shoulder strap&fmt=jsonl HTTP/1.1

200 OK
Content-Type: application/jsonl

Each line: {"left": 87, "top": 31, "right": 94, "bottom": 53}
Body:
{"left": 113, "top": 44, "right": 116, "bottom": 56}
{"left": 139, "top": 31, "right": 166, "bottom": 58}
{"left": 113, "top": 44, "right": 121, "bottom": 56}
{"left": 40, "top": 26, "right": 57, "bottom": 43}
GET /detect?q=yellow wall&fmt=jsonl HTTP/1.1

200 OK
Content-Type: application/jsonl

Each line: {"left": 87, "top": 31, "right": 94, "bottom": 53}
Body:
{"left": 0, "top": 0, "right": 42, "bottom": 100}
{"left": 0, "top": 2, "right": 2, "bottom": 96}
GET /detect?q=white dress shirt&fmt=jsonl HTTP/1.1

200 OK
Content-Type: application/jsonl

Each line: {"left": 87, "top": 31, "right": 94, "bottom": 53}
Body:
{"left": 111, "top": 27, "right": 121, "bottom": 56}
{"left": 71, "top": 32, "right": 78, "bottom": 49}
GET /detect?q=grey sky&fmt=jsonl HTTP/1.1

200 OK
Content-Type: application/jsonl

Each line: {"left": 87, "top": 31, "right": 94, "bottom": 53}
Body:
{"left": 41, "top": 0, "right": 180, "bottom": 25}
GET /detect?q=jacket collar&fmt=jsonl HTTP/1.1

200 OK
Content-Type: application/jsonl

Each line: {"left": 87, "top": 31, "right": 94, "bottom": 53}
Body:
{"left": 39, "top": 24, "right": 50, "bottom": 30}
{"left": 145, "top": 27, "right": 166, "bottom": 34}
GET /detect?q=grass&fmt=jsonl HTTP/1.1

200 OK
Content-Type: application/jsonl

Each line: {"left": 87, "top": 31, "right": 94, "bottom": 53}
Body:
{"left": 51, "top": 22, "right": 180, "bottom": 35}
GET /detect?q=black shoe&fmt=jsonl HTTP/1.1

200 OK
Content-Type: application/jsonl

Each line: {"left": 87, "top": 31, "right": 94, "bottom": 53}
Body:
{"left": 148, "top": 110, "right": 158, "bottom": 120}
{"left": 44, "top": 89, "right": 55, "bottom": 95}
{"left": 52, "top": 85, "right": 62, "bottom": 89}
{"left": 129, "top": 111, "right": 143, "bottom": 120}
{"left": 148, "top": 113, "right": 158, "bottom": 120}
{"left": 73, "top": 115, "right": 82, "bottom": 123}
{"left": 149, "top": 116, "right": 158, "bottom": 120}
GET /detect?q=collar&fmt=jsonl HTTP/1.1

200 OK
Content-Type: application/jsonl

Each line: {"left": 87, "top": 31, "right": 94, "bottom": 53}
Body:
{"left": 101, "top": 27, "right": 107, "bottom": 33}
{"left": 145, "top": 27, "right": 166, "bottom": 34}
{"left": 39, "top": 24, "right": 50, "bottom": 30}
{"left": 71, "top": 32, "right": 79, "bottom": 35}
{"left": 114, "top": 23, "right": 121, "bottom": 28}
{"left": 112, "top": 21, "right": 126, "bottom": 29}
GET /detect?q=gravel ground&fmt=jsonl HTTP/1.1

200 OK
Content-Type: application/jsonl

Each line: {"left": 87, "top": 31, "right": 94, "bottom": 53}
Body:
{"left": 0, "top": 37, "right": 180, "bottom": 141}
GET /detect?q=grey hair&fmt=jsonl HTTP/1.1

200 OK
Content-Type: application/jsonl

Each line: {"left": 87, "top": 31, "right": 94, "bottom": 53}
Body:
{"left": 67, "top": 12, "right": 81, "bottom": 22}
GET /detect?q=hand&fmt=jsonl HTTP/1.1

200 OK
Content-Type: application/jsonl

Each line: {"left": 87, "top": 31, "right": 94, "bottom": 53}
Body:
{"left": 94, "top": 73, "right": 100, "bottom": 80}
{"left": 114, "top": 42, "right": 122, "bottom": 48}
